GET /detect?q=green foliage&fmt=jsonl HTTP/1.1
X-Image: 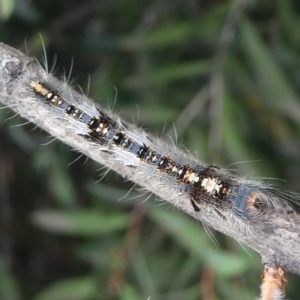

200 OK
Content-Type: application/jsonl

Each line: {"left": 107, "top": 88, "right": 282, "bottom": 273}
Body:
{"left": 0, "top": 0, "right": 15, "bottom": 20}
{"left": 34, "top": 276, "right": 98, "bottom": 300}
{"left": 1, "top": 0, "right": 300, "bottom": 299}
{"left": 31, "top": 209, "right": 129, "bottom": 236}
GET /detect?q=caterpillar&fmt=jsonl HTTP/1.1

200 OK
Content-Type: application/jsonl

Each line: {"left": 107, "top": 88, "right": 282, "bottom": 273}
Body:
{"left": 30, "top": 80, "right": 293, "bottom": 223}
{"left": 2, "top": 43, "right": 300, "bottom": 281}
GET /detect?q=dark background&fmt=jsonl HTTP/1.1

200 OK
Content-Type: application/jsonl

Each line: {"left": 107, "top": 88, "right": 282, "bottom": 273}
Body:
{"left": 1, "top": 0, "right": 300, "bottom": 299}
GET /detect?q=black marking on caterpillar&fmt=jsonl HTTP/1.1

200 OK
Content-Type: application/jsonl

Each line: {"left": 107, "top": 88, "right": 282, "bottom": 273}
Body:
{"left": 30, "top": 80, "right": 285, "bottom": 221}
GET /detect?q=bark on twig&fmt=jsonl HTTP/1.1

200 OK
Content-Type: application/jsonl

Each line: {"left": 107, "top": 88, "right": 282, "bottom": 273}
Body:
{"left": 1, "top": 42, "right": 300, "bottom": 277}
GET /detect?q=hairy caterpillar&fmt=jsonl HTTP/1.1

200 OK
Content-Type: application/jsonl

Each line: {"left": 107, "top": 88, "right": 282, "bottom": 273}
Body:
{"left": 1, "top": 43, "right": 300, "bottom": 282}
{"left": 29, "top": 79, "right": 294, "bottom": 223}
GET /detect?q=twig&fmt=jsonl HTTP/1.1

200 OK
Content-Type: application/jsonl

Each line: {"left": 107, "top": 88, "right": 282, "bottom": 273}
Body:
{"left": 259, "top": 265, "right": 287, "bottom": 300}
{"left": 1, "top": 42, "right": 300, "bottom": 282}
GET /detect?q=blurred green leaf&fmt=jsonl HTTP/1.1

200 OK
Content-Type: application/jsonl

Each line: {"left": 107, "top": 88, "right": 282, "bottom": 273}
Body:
{"left": 206, "top": 249, "right": 248, "bottom": 276}
{"left": 34, "top": 276, "right": 97, "bottom": 300}
{"left": 148, "top": 206, "right": 211, "bottom": 258}
{"left": 139, "top": 22, "right": 196, "bottom": 49}
{"left": 130, "top": 249, "right": 156, "bottom": 296}
{"left": 0, "top": 0, "right": 15, "bottom": 20}
{"left": 125, "top": 60, "right": 211, "bottom": 88}
{"left": 34, "top": 147, "right": 77, "bottom": 207}
{"left": 31, "top": 209, "right": 129, "bottom": 236}
{"left": 149, "top": 206, "right": 249, "bottom": 277}
{"left": 87, "top": 182, "right": 136, "bottom": 207}
{"left": 118, "top": 284, "right": 141, "bottom": 300}
{"left": 240, "top": 18, "right": 300, "bottom": 123}
{"left": 223, "top": 88, "right": 274, "bottom": 176}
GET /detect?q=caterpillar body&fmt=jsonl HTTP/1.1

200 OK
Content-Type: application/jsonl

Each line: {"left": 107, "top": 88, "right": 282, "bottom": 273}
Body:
{"left": 30, "top": 80, "right": 290, "bottom": 222}
{"left": 2, "top": 45, "right": 300, "bottom": 280}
